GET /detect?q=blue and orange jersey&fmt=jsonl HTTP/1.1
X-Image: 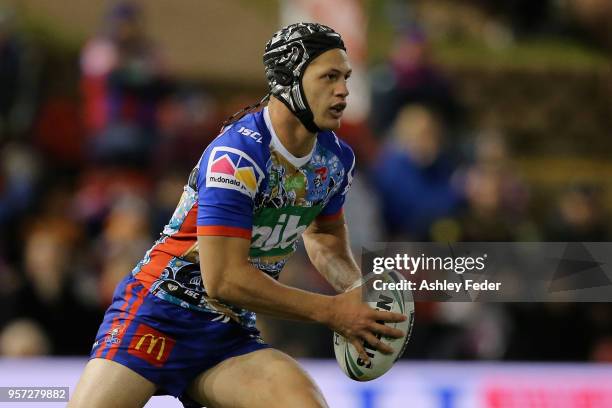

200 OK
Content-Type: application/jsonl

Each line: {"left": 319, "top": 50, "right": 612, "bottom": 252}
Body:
{"left": 131, "top": 107, "right": 355, "bottom": 327}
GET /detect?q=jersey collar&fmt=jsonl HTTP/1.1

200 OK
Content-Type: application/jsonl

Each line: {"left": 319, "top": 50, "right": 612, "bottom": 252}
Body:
{"left": 263, "top": 106, "right": 316, "bottom": 168}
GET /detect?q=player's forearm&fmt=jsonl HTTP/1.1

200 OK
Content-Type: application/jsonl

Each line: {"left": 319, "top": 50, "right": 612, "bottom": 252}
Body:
{"left": 205, "top": 263, "right": 334, "bottom": 324}
{"left": 303, "top": 223, "right": 361, "bottom": 292}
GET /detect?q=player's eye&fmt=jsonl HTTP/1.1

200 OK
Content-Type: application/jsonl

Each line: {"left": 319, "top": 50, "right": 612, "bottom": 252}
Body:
{"left": 326, "top": 73, "right": 338, "bottom": 81}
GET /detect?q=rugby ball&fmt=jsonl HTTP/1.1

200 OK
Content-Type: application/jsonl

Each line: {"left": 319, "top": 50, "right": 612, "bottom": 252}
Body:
{"left": 334, "top": 270, "right": 414, "bottom": 381}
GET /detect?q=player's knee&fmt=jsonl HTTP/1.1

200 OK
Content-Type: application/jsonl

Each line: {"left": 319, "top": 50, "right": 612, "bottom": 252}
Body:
{"left": 266, "top": 370, "right": 327, "bottom": 408}
{"left": 247, "top": 359, "right": 326, "bottom": 407}
{"left": 268, "top": 384, "right": 327, "bottom": 408}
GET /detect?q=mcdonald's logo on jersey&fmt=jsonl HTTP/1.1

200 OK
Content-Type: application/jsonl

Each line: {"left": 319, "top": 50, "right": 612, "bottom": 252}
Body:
{"left": 206, "top": 146, "right": 264, "bottom": 198}
{"left": 128, "top": 323, "right": 176, "bottom": 367}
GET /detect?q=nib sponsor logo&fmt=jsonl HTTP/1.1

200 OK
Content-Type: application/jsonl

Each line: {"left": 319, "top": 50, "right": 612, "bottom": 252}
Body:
{"left": 206, "top": 147, "right": 264, "bottom": 198}
{"left": 252, "top": 214, "right": 307, "bottom": 251}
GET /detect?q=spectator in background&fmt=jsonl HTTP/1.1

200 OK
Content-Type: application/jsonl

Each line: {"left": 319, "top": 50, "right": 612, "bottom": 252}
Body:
{"left": 468, "top": 0, "right": 555, "bottom": 37}
{"left": 567, "top": 0, "right": 612, "bottom": 50}
{"left": 0, "top": 143, "right": 39, "bottom": 223}
{"left": 71, "top": 168, "right": 153, "bottom": 240}
{"left": 544, "top": 183, "right": 610, "bottom": 242}
{"left": 95, "top": 193, "right": 152, "bottom": 303}
{"left": 0, "top": 7, "right": 38, "bottom": 139}
{"left": 371, "top": 104, "right": 462, "bottom": 240}
{"left": 3, "top": 220, "right": 101, "bottom": 355}
{"left": 0, "top": 144, "right": 40, "bottom": 262}
{"left": 470, "top": 131, "right": 529, "bottom": 218}
{"left": 80, "top": 1, "right": 171, "bottom": 167}
{"left": 445, "top": 131, "right": 531, "bottom": 242}
{"left": 149, "top": 171, "right": 187, "bottom": 234}
{"left": 455, "top": 164, "right": 515, "bottom": 241}
{"left": 0, "top": 319, "right": 50, "bottom": 356}
{"left": 369, "top": 27, "right": 461, "bottom": 136}
{"left": 154, "top": 90, "right": 220, "bottom": 174}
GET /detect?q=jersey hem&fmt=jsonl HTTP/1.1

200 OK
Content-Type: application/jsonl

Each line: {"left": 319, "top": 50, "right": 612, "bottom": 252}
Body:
{"left": 197, "top": 225, "right": 252, "bottom": 239}
{"left": 316, "top": 208, "right": 344, "bottom": 222}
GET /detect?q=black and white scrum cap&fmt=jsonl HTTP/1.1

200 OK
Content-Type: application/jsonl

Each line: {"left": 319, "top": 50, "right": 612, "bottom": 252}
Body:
{"left": 263, "top": 23, "right": 346, "bottom": 133}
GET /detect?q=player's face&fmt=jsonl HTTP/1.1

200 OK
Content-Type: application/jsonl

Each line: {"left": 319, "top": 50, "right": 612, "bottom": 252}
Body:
{"left": 302, "top": 49, "right": 351, "bottom": 131}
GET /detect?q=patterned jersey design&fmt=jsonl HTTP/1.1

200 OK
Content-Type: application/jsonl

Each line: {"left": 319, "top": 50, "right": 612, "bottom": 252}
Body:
{"left": 131, "top": 107, "right": 355, "bottom": 327}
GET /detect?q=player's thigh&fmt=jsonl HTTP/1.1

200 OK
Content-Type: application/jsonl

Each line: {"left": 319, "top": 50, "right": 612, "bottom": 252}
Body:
{"left": 68, "top": 358, "right": 156, "bottom": 408}
{"left": 186, "top": 348, "right": 328, "bottom": 408}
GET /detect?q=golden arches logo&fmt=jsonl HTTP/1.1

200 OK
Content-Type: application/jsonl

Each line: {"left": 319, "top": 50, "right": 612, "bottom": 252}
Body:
{"left": 135, "top": 334, "right": 166, "bottom": 361}
{"left": 128, "top": 323, "right": 175, "bottom": 366}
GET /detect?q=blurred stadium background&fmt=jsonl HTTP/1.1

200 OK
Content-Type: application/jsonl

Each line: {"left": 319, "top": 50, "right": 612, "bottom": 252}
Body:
{"left": 0, "top": 0, "right": 611, "bottom": 406}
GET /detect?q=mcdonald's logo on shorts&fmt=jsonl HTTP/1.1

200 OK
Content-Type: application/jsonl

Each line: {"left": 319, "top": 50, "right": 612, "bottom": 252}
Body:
{"left": 128, "top": 323, "right": 176, "bottom": 367}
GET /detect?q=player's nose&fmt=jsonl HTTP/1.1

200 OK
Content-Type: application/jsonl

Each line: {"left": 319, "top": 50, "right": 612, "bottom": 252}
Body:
{"left": 334, "top": 80, "right": 349, "bottom": 98}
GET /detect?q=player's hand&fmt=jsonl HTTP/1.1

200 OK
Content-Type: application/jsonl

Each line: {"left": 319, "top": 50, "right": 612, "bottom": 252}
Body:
{"left": 324, "top": 287, "right": 406, "bottom": 363}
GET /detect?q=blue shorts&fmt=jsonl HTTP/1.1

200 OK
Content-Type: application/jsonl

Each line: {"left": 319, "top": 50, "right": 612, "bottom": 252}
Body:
{"left": 90, "top": 274, "right": 268, "bottom": 402}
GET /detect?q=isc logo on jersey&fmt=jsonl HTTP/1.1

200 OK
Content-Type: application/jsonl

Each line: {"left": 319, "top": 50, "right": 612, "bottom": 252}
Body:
{"left": 206, "top": 146, "right": 264, "bottom": 198}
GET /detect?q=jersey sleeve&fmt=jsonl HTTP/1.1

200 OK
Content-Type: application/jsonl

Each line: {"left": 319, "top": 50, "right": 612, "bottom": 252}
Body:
{"left": 196, "top": 126, "right": 267, "bottom": 239}
{"left": 317, "top": 140, "right": 356, "bottom": 221}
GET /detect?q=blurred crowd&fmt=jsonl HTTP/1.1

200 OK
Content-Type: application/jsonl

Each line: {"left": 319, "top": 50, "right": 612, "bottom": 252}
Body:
{"left": 1, "top": 1, "right": 611, "bottom": 362}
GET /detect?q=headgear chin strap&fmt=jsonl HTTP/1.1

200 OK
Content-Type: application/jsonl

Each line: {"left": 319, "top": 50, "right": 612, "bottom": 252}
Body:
{"left": 263, "top": 23, "right": 346, "bottom": 133}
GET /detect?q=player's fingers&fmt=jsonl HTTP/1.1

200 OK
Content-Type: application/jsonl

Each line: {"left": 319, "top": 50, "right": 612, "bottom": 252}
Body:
{"left": 371, "top": 310, "right": 406, "bottom": 323}
{"left": 363, "top": 332, "right": 394, "bottom": 354}
{"left": 369, "top": 322, "right": 404, "bottom": 338}
{"left": 350, "top": 339, "right": 370, "bottom": 363}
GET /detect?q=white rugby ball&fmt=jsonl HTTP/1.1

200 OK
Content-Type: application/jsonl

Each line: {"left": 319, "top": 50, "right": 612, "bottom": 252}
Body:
{"left": 334, "top": 270, "right": 414, "bottom": 381}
